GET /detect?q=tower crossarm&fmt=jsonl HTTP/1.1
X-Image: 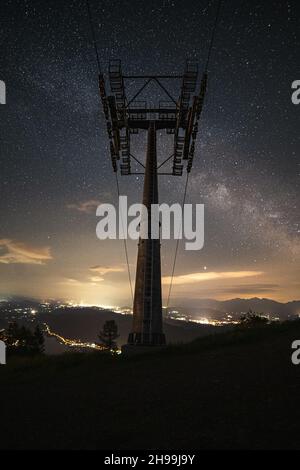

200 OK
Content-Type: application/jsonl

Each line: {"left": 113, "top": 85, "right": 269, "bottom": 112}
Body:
{"left": 98, "top": 61, "right": 207, "bottom": 176}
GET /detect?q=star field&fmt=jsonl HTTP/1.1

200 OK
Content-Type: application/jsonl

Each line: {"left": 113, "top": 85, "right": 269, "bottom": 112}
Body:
{"left": 0, "top": 0, "right": 299, "bottom": 305}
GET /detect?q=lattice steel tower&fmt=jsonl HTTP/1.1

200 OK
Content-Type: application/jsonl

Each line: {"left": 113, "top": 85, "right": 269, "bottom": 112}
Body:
{"left": 99, "top": 61, "right": 207, "bottom": 347}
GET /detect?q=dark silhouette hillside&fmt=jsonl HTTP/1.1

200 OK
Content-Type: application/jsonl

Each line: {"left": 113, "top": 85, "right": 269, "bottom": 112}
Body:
{"left": 0, "top": 320, "right": 300, "bottom": 449}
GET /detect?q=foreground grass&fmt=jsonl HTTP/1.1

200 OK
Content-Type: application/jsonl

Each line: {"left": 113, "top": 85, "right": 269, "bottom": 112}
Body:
{"left": 1, "top": 320, "right": 300, "bottom": 449}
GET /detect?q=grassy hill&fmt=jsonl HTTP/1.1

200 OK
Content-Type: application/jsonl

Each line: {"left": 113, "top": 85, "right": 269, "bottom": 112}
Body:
{"left": 1, "top": 320, "right": 300, "bottom": 449}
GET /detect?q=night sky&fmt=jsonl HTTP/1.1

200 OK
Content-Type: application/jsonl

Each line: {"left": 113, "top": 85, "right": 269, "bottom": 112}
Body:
{"left": 0, "top": 0, "right": 299, "bottom": 306}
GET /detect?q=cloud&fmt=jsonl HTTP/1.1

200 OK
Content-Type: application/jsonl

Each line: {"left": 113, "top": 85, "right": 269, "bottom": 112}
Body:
{"left": 60, "top": 268, "right": 119, "bottom": 288}
{"left": 60, "top": 278, "right": 83, "bottom": 286}
{"left": 0, "top": 239, "right": 52, "bottom": 265}
{"left": 66, "top": 199, "right": 101, "bottom": 214}
{"left": 212, "top": 283, "right": 279, "bottom": 295}
{"left": 89, "top": 276, "right": 105, "bottom": 282}
{"left": 89, "top": 265, "right": 125, "bottom": 275}
{"left": 60, "top": 276, "right": 105, "bottom": 288}
{"left": 162, "top": 270, "right": 263, "bottom": 286}
{"left": 59, "top": 268, "right": 122, "bottom": 289}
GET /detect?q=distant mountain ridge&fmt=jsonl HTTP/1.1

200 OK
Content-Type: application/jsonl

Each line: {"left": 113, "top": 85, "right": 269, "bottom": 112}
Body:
{"left": 1, "top": 295, "right": 300, "bottom": 321}
{"left": 173, "top": 297, "right": 300, "bottom": 321}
